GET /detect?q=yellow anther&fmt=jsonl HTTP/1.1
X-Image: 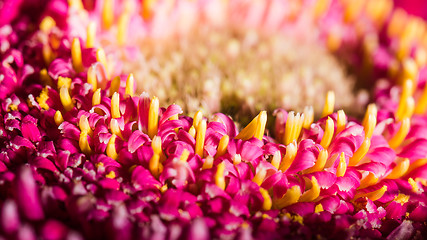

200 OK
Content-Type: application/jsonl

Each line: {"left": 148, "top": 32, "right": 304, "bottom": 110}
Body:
{"left": 193, "top": 110, "right": 203, "bottom": 128}
{"left": 111, "top": 92, "right": 121, "bottom": 119}
{"left": 117, "top": 13, "right": 130, "bottom": 46}
{"left": 180, "top": 149, "right": 190, "bottom": 162}
{"left": 321, "top": 91, "right": 335, "bottom": 117}
{"left": 320, "top": 117, "right": 334, "bottom": 149}
{"left": 68, "top": 0, "right": 83, "bottom": 9}
{"left": 160, "top": 184, "right": 168, "bottom": 193}
{"left": 215, "top": 135, "right": 229, "bottom": 159}
{"left": 279, "top": 142, "right": 297, "bottom": 172}
{"left": 401, "top": 97, "right": 415, "bottom": 120}
{"left": 408, "top": 178, "right": 419, "bottom": 193}
{"left": 79, "top": 131, "right": 92, "bottom": 155}
{"left": 252, "top": 167, "right": 266, "bottom": 186}
{"left": 394, "top": 194, "right": 410, "bottom": 205}
{"left": 151, "top": 136, "right": 162, "bottom": 155}
{"left": 54, "top": 111, "right": 64, "bottom": 126}
{"left": 215, "top": 162, "right": 226, "bottom": 190}
{"left": 148, "top": 97, "right": 159, "bottom": 138}
{"left": 362, "top": 104, "right": 377, "bottom": 128}
{"left": 86, "top": 21, "right": 96, "bottom": 48}
{"left": 202, "top": 156, "right": 214, "bottom": 170}
{"left": 59, "top": 86, "right": 74, "bottom": 111}
{"left": 79, "top": 115, "right": 92, "bottom": 135}
{"left": 358, "top": 172, "right": 378, "bottom": 189}
{"left": 349, "top": 138, "right": 371, "bottom": 166}
{"left": 195, "top": 119, "right": 207, "bottom": 157}
{"left": 232, "top": 154, "right": 241, "bottom": 165}
{"left": 106, "top": 171, "right": 116, "bottom": 179}
{"left": 407, "top": 158, "right": 427, "bottom": 175}
{"left": 415, "top": 80, "right": 427, "bottom": 114}
{"left": 365, "top": 0, "right": 392, "bottom": 27}
{"left": 149, "top": 152, "right": 161, "bottom": 178}
{"left": 102, "top": 0, "right": 114, "bottom": 29}
{"left": 304, "top": 149, "right": 328, "bottom": 174}
{"left": 401, "top": 59, "right": 418, "bottom": 85}
{"left": 396, "top": 79, "right": 414, "bottom": 121}
{"left": 40, "top": 68, "right": 52, "bottom": 86}
{"left": 42, "top": 44, "right": 53, "bottom": 65}
{"left": 363, "top": 114, "right": 376, "bottom": 139}
{"left": 302, "top": 106, "right": 314, "bottom": 129}
{"left": 314, "top": 204, "right": 324, "bottom": 213}
{"left": 271, "top": 151, "right": 282, "bottom": 169}
{"left": 343, "top": 0, "right": 365, "bottom": 22}
{"left": 336, "top": 110, "right": 346, "bottom": 134}
{"left": 387, "top": 9, "right": 407, "bottom": 37}
{"left": 142, "top": 0, "right": 156, "bottom": 20}
{"left": 326, "top": 30, "right": 341, "bottom": 52}
{"left": 188, "top": 126, "right": 196, "bottom": 139}
{"left": 71, "top": 38, "right": 84, "bottom": 73}
{"left": 40, "top": 16, "right": 56, "bottom": 33}
{"left": 96, "top": 48, "right": 108, "bottom": 71}
{"left": 385, "top": 158, "right": 410, "bottom": 179}
{"left": 355, "top": 185, "right": 387, "bottom": 201}
{"left": 106, "top": 134, "right": 118, "bottom": 160}
{"left": 273, "top": 185, "right": 301, "bottom": 209}
{"left": 336, "top": 152, "right": 347, "bottom": 177}
{"left": 388, "top": 118, "right": 410, "bottom": 149}
{"left": 110, "top": 118, "right": 123, "bottom": 139}
{"left": 254, "top": 111, "right": 267, "bottom": 141}
{"left": 57, "top": 76, "right": 72, "bottom": 90}
{"left": 125, "top": 74, "right": 134, "bottom": 97}
{"left": 87, "top": 65, "right": 97, "bottom": 91}
{"left": 236, "top": 111, "right": 266, "bottom": 141}
{"left": 300, "top": 177, "right": 320, "bottom": 202}
{"left": 109, "top": 76, "right": 121, "bottom": 96}
{"left": 259, "top": 188, "right": 272, "bottom": 211}
{"left": 284, "top": 112, "right": 304, "bottom": 145}
{"left": 36, "top": 87, "right": 50, "bottom": 110}
{"left": 92, "top": 88, "right": 101, "bottom": 106}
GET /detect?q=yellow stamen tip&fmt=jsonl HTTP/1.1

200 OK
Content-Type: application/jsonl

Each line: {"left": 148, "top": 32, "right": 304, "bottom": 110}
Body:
{"left": 386, "top": 158, "right": 410, "bottom": 179}
{"left": 195, "top": 119, "right": 207, "bottom": 157}
{"left": 304, "top": 149, "right": 328, "bottom": 174}
{"left": 180, "top": 149, "right": 190, "bottom": 162}
{"left": 388, "top": 118, "right": 410, "bottom": 149}
{"left": 59, "top": 86, "right": 74, "bottom": 112}
{"left": 79, "top": 131, "right": 92, "bottom": 155}
{"left": 215, "top": 135, "right": 229, "bottom": 159}
{"left": 106, "top": 171, "right": 116, "bottom": 179}
{"left": 363, "top": 114, "right": 376, "bottom": 139}
{"left": 349, "top": 138, "right": 371, "bottom": 166}
{"left": 102, "top": 0, "right": 114, "bottom": 29}
{"left": 117, "top": 13, "right": 130, "bottom": 46}
{"left": 252, "top": 167, "right": 266, "bottom": 186}
{"left": 202, "top": 156, "right": 214, "bottom": 170}
{"left": 148, "top": 96, "right": 159, "bottom": 139}
{"left": 111, "top": 92, "right": 121, "bottom": 119}
{"left": 358, "top": 172, "right": 378, "bottom": 189}
{"left": 54, "top": 110, "right": 64, "bottom": 126}
{"left": 125, "top": 73, "right": 135, "bottom": 97}
{"left": 321, "top": 91, "right": 335, "bottom": 117}
{"left": 110, "top": 118, "right": 123, "bottom": 139}
{"left": 215, "top": 162, "right": 226, "bottom": 190}
{"left": 151, "top": 136, "right": 162, "bottom": 155}
{"left": 320, "top": 117, "right": 334, "bottom": 149}
{"left": 96, "top": 48, "right": 108, "bottom": 71}
{"left": 302, "top": 106, "right": 314, "bottom": 129}
{"left": 362, "top": 103, "right": 377, "bottom": 128}
{"left": 300, "top": 177, "right": 320, "bottom": 202}
{"left": 274, "top": 185, "right": 301, "bottom": 209}
{"left": 92, "top": 88, "right": 101, "bottom": 106}
{"left": 336, "top": 110, "right": 347, "bottom": 134}
{"left": 271, "top": 151, "right": 282, "bottom": 169}
{"left": 254, "top": 111, "right": 267, "bottom": 141}
{"left": 79, "top": 115, "right": 92, "bottom": 135}
{"left": 57, "top": 76, "right": 72, "bottom": 90}
{"left": 232, "top": 154, "right": 241, "bottom": 165}
{"left": 36, "top": 87, "right": 50, "bottom": 110}
{"left": 236, "top": 111, "right": 267, "bottom": 141}
{"left": 356, "top": 185, "right": 388, "bottom": 201}
{"left": 193, "top": 110, "right": 203, "bottom": 128}
{"left": 260, "top": 188, "right": 272, "bottom": 211}
{"left": 314, "top": 204, "right": 324, "bottom": 213}
{"left": 71, "top": 38, "right": 84, "bottom": 73}
{"left": 87, "top": 66, "right": 98, "bottom": 91}
{"left": 106, "top": 134, "right": 118, "bottom": 160}
{"left": 86, "top": 21, "right": 96, "bottom": 48}
{"left": 40, "top": 16, "right": 56, "bottom": 33}
{"left": 279, "top": 142, "right": 297, "bottom": 172}
{"left": 336, "top": 152, "right": 347, "bottom": 177}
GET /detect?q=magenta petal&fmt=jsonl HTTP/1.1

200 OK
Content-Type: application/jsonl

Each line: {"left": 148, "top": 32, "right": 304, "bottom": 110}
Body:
{"left": 213, "top": 113, "right": 238, "bottom": 138}
{"left": 137, "top": 93, "right": 150, "bottom": 133}
{"left": 159, "top": 104, "right": 183, "bottom": 126}
{"left": 409, "top": 204, "right": 427, "bottom": 222}
{"left": 41, "top": 220, "right": 68, "bottom": 240}
{"left": 15, "top": 166, "right": 44, "bottom": 221}
{"left": 21, "top": 115, "right": 41, "bottom": 142}
{"left": 386, "top": 220, "right": 414, "bottom": 240}
{"left": 1, "top": 199, "right": 20, "bottom": 234}
{"left": 128, "top": 130, "right": 150, "bottom": 153}
{"left": 398, "top": 138, "right": 427, "bottom": 160}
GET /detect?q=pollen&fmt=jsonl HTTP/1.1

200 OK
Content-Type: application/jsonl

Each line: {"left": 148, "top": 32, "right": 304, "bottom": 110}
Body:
{"left": 36, "top": 87, "right": 50, "bottom": 110}
{"left": 314, "top": 204, "right": 324, "bottom": 213}
{"left": 57, "top": 76, "right": 72, "bottom": 90}
{"left": 394, "top": 194, "right": 410, "bottom": 205}
{"left": 106, "top": 171, "right": 116, "bottom": 179}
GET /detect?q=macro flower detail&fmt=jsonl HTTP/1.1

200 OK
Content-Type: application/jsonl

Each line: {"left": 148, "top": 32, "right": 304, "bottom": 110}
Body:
{"left": 1, "top": 0, "right": 427, "bottom": 239}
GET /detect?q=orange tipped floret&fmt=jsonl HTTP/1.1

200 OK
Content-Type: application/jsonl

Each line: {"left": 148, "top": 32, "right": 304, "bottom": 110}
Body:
{"left": 385, "top": 158, "right": 410, "bottom": 179}
{"left": 300, "top": 177, "right": 320, "bottom": 202}
{"left": 87, "top": 65, "right": 98, "bottom": 91}
{"left": 304, "top": 149, "right": 328, "bottom": 174}
{"left": 193, "top": 110, "right": 203, "bottom": 128}
{"left": 232, "top": 154, "right": 242, "bottom": 165}
{"left": 336, "top": 152, "right": 347, "bottom": 177}
{"left": 279, "top": 142, "right": 297, "bottom": 172}
{"left": 79, "top": 115, "right": 92, "bottom": 136}
{"left": 86, "top": 21, "right": 96, "bottom": 48}
{"left": 40, "top": 16, "right": 56, "bottom": 33}
{"left": 363, "top": 114, "right": 376, "bottom": 139}
{"left": 111, "top": 92, "right": 121, "bottom": 119}
{"left": 215, "top": 135, "right": 229, "bottom": 159}
{"left": 284, "top": 112, "right": 304, "bottom": 145}
{"left": 106, "top": 134, "right": 118, "bottom": 160}
{"left": 358, "top": 172, "right": 379, "bottom": 189}
{"left": 388, "top": 118, "right": 410, "bottom": 149}
{"left": 396, "top": 79, "right": 414, "bottom": 121}
{"left": 92, "top": 88, "right": 101, "bottom": 106}
{"left": 320, "top": 117, "right": 334, "bottom": 149}
{"left": 215, "top": 162, "right": 226, "bottom": 190}
{"left": 236, "top": 111, "right": 267, "bottom": 141}
{"left": 362, "top": 103, "right": 377, "bottom": 128}
{"left": 54, "top": 111, "right": 64, "bottom": 126}
{"left": 110, "top": 118, "right": 123, "bottom": 139}
{"left": 79, "top": 131, "right": 92, "bottom": 155}
{"left": 415, "top": 79, "right": 427, "bottom": 114}
{"left": 274, "top": 185, "right": 301, "bottom": 209}
{"left": 202, "top": 156, "right": 214, "bottom": 170}
{"left": 59, "top": 86, "right": 74, "bottom": 111}
{"left": 102, "top": 0, "right": 114, "bottom": 29}
{"left": 349, "top": 138, "right": 371, "bottom": 166}
{"left": 260, "top": 188, "right": 272, "bottom": 211}
{"left": 195, "top": 119, "right": 207, "bottom": 157}
{"left": 252, "top": 167, "right": 266, "bottom": 186}
{"left": 125, "top": 74, "right": 135, "bottom": 97}
{"left": 336, "top": 110, "right": 346, "bottom": 134}
{"left": 321, "top": 91, "right": 335, "bottom": 117}
{"left": 302, "top": 106, "right": 314, "bottom": 129}
{"left": 117, "top": 13, "right": 130, "bottom": 46}
{"left": 271, "top": 151, "right": 282, "bottom": 169}
{"left": 148, "top": 97, "right": 159, "bottom": 138}
{"left": 355, "top": 185, "right": 388, "bottom": 201}
{"left": 71, "top": 38, "right": 84, "bottom": 73}
{"left": 142, "top": 0, "right": 156, "bottom": 20}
